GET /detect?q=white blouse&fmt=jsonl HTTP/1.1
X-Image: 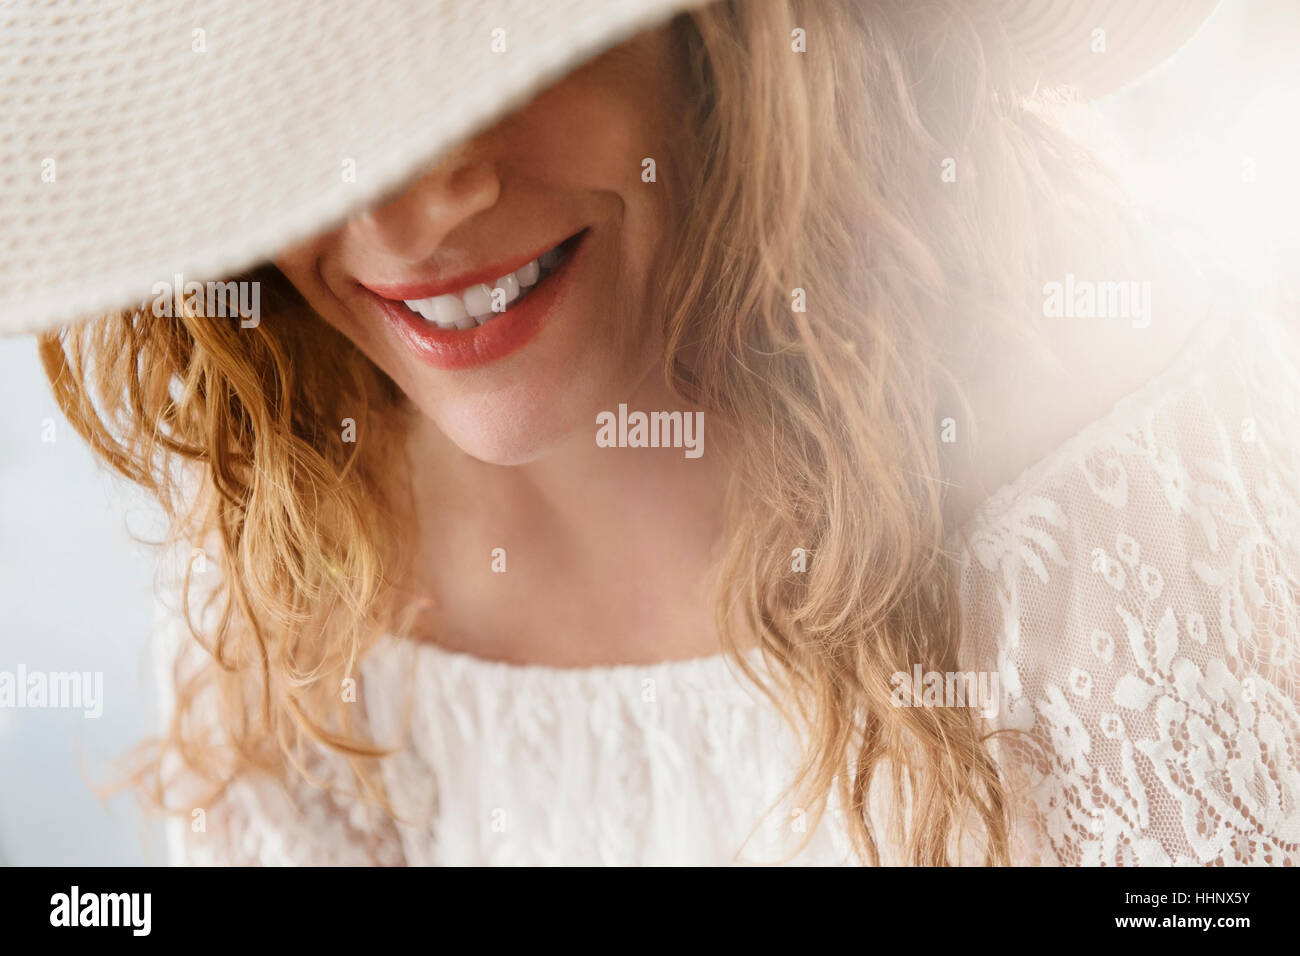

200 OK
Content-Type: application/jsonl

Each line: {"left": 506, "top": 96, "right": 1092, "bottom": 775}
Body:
{"left": 156, "top": 309, "right": 1300, "bottom": 866}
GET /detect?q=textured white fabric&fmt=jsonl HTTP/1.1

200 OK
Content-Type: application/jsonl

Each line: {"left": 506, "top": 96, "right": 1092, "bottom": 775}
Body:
{"left": 157, "top": 310, "right": 1300, "bottom": 866}
{"left": 0, "top": 0, "right": 1218, "bottom": 336}
{"left": 0, "top": 0, "right": 706, "bottom": 335}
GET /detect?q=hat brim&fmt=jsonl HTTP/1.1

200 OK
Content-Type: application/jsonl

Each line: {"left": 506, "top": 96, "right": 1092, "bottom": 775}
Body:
{"left": 0, "top": 0, "right": 1219, "bottom": 336}
{"left": 1001, "top": 0, "right": 1222, "bottom": 97}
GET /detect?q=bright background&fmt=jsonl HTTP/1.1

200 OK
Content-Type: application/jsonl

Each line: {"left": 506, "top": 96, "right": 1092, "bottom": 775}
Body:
{"left": 0, "top": 0, "right": 1296, "bottom": 865}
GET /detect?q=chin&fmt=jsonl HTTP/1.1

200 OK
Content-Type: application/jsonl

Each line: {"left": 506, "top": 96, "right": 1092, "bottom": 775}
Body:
{"left": 396, "top": 311, "right": 663, "bottom": 466}
{"left": 413, "top": 376, "right": 603, "bottom": 466}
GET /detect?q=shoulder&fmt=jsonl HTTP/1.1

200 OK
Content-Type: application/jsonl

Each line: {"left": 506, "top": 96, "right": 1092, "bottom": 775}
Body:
{"left": 952, "top": 306, "right": 1300, "bottom": 865}
{"left": 150, "top": 542, "right": 410, "bottom": 866}
{"left": 944, "top": 243, "right": 1220, "bottom": 528}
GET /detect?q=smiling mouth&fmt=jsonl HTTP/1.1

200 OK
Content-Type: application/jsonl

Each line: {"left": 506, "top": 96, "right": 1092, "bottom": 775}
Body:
{"left": 399, "top": 241, "right": 572, "bottom": 330}
{"left": 363, "top": 229, "right": 588, "bottom": 370}
{"left": 371, "top": 231, "right": 583, "bottom": 331}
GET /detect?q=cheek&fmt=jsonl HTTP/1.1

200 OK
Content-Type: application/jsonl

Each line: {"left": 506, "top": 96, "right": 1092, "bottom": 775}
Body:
{"left": 274, "top": 233, "right": 325, "bottom": 292}
{"left": 502, "top": 91, "right": 674, "bottom": 344}
{"left": 274, "top": 244, "right": 331, "bottom": 326}
{"left": 275, "top": 240, "right": 369, "bottom": 344}
{"left": 506, "top": 76, "right": 670, "bottom": 211}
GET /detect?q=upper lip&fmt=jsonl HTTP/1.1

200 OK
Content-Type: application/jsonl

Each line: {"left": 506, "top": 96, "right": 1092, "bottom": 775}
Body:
{"left": 358, "top": 234, "right": 576, "bottom": 302}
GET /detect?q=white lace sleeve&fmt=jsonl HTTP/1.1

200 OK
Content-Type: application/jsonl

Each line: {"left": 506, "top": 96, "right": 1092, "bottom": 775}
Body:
{"left": 957, "top": 314, "right": 1300, "bottom": 865}
{"left": 151, "top": 573, "right": 407, "bottom": 867}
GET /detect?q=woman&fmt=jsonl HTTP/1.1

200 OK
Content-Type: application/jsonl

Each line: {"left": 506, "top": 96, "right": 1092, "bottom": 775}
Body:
{"left": 10, "top": 0, "right": 1299, "bottom": 865}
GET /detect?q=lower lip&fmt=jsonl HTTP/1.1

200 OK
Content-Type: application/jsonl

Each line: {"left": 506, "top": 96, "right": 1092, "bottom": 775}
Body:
{"left": 369, "top": 234, "right": 586, "bottom": 371}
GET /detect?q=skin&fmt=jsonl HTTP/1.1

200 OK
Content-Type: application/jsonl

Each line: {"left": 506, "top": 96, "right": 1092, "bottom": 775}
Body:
{"left": 277, "top": 26, "right": 732, "bottom": 665}
{"left": 277, "top": 25, "right": 1208, "bottom": 666}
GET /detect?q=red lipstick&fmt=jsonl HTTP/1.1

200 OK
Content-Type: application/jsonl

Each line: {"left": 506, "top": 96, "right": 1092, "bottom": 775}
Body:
{"left": 361, "top": 231, "right": 586, "bottom": 371}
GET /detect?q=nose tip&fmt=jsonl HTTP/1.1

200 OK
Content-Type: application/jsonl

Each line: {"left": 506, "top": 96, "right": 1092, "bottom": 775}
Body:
{"left": 349, "top": 157, "right": 501, "bottom": 263}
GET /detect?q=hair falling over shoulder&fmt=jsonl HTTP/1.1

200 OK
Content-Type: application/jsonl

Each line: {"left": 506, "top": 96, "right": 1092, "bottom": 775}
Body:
{"left": 40, "top": 0, "right": 1142, "bottom": 865}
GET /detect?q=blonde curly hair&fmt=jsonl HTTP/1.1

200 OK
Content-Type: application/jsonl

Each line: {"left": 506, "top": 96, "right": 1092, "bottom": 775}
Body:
{"left": 40, "top": 0, "right": 1140, "bottom": 865}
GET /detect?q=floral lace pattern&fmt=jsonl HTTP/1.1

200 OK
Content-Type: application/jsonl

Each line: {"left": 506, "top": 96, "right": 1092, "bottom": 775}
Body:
{"left": 958, "top": 312, "right": 1300, "bottom": 865}
{"left": 156, "top": 311, "right": 1300, "bottom": 866}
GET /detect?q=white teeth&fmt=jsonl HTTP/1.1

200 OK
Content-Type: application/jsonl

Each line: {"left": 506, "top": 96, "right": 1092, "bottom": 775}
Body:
{"left": 516, "top": 259, "right": 539, "bottom": 287}
{"left": 494, "top": 273, "right": 520, "bottom": 307}
{"left": 399, "top": 242, "right": 565, "bottom": 329}
{"left": 462, "top": 282, "right": 494, "bottom": 317}
{"left": 426, "top": 294, "right": 469, "bottom": 328}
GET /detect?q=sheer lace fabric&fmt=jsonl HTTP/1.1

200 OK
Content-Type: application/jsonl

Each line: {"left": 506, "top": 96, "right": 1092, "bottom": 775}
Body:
{"left": 157, "top": 311, "right": 1300, "bottom": 865}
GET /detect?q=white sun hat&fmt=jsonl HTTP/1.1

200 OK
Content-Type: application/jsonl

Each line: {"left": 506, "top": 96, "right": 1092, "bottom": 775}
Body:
{"left": 0, "top": 0, "right": 1219, "bottom": 337}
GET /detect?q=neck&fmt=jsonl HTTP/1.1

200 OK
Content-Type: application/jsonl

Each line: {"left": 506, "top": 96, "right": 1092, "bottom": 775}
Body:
{"left": 396, "top": 373, "right": 731, "bottom": 666}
